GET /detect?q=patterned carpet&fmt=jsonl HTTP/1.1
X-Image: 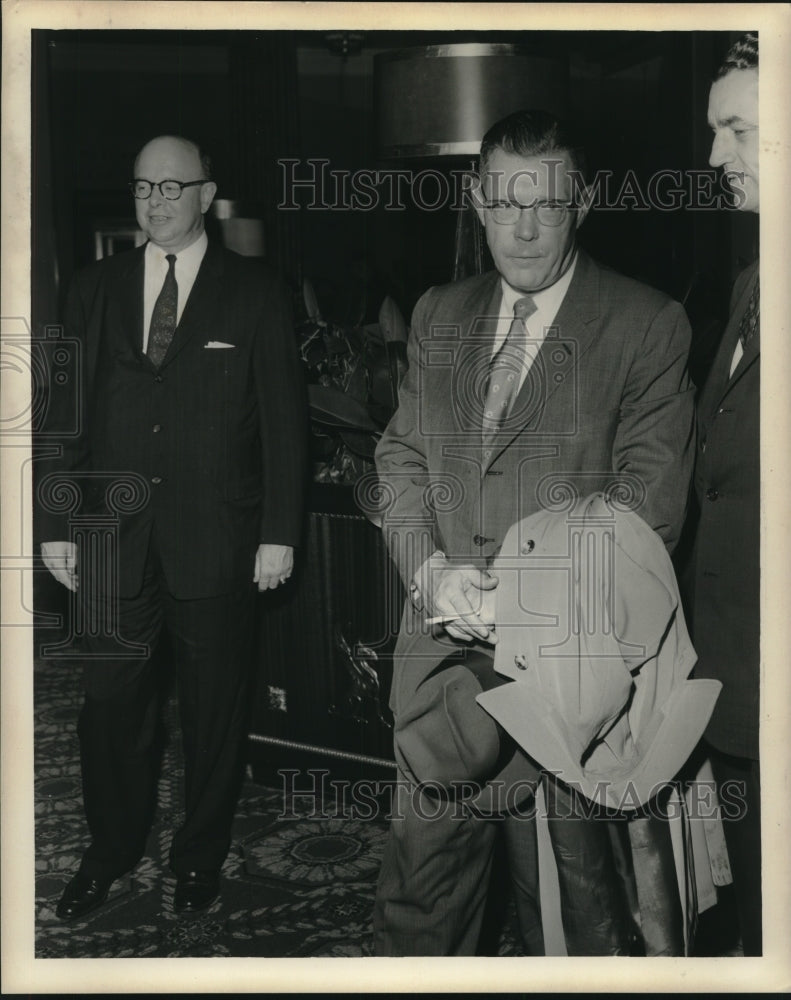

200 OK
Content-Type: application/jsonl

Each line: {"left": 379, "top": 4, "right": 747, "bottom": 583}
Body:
{"left": 34, "top": 653, "right": 523, "bottom": 958}
{"left": 34, "top": 651, "right": 740, "bottom": 959}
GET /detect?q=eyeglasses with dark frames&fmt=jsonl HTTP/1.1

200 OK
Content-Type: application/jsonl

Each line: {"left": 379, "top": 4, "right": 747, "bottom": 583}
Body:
{"left": 129, "top": 179, "right": 207, "bottom": 200}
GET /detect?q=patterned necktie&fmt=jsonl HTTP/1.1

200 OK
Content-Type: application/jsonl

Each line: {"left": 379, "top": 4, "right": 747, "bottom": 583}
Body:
{"left": 482, "top": 295, "right": 537, "bottom": 446}
{"left": 146, "top": 254, "right": 178, "bottom": 367}
{"left": 739, "top": 276, "right": 759, "bottom": 349}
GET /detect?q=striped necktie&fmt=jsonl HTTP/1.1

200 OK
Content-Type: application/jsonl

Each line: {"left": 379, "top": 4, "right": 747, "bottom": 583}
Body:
{"left": 482, "top": 295, "right": 537, "bottom": 446}
{"left": 739, "top": 276, "right": 759, "bottom": 349}
{"left": 146, "top": 254, "right": 178, "bottom": 367}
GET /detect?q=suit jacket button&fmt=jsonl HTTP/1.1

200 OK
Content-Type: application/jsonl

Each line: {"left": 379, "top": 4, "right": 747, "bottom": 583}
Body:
{"left": 700, "top": 440, "right": 706, "bottom": 453}
{"left": 706, "top": 488, "right": 718, "bottom": 501}
{"left": 151, "top": 476, "right": 162, "bottom": 485}
{"left": 152, "top": 424, "right": 162, "bottom": 433}
{"left": 154, "top": 374, "right": 164, "bottom": 383}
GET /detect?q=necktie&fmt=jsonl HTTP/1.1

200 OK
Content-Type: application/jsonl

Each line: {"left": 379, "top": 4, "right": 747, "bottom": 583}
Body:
{"left": 739, "top": 276, "right": 759, "bottom": 349}
{"left": 482, "top": 295, "right": 537, "bottom": 446}
{"left": 146, "top": 254, "right": 178, "bottom": 367}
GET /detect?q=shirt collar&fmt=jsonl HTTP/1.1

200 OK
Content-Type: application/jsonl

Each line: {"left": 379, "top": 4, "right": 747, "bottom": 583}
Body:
{"left": 500, "top": 252, "right": 578, "bottom": 319}
{"left": 145, "top": 230, "right": 208, "bottom": 270}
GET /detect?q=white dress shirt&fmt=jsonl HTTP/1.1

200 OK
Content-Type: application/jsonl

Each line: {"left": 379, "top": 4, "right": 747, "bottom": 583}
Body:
{"left": 493, "top": 254, "right": 578, "bottom": 392}
{"left": 142, "top": 231, "right": 208, "bottom": 353}
{"left": 729, "top": 338, "right": 744, "bottom": 378}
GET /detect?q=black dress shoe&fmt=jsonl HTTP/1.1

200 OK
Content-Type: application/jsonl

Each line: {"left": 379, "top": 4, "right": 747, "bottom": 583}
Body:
{"left": 173, "top": 870, "right": 220, "bottom": 913}
{"left": 56, "top": 873, "right": 113, "bottom": 921}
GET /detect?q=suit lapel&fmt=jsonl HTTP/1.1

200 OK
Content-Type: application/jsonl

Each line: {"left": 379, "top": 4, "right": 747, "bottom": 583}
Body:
{"left": 159, "top": 241, "right": 225, "bottom": 369}
{"left": 727, "top": 326, "right": 759, "bottom": 388}
{"left": 110, "top": 245, "right": 147, "bottom": 360}
{"left": 449, "top": 273, "right": 502, "bottom": 437}
{"left": 701, "top": 263, "right": 760, "bottom": 422}
{"left": 521, "top": 250, "right": 601, "bottom": 421}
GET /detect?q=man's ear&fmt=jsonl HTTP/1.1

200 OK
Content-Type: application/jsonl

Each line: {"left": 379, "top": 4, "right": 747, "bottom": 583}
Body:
{"left": 470, "top": 174, "right": 487, "bottom": 227}
{"left": 200, "top": 181, "right": 218, "bottom": 215}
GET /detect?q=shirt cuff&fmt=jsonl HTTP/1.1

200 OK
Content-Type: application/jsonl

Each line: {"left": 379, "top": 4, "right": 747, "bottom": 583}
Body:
{"left": 409, "top": 549, "right": 445, "bottom": 612}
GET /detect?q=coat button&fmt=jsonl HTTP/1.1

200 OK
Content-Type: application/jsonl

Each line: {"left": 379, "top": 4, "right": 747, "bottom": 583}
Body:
{"left": 154, "top": 374, "right": 164, "bottom": 383}
{"left": 151, "top": 476, "right": 162, "bottom": 485}
{"left": 521, "top": 540, "right": 535, "bottom": 555}
{"left": 152, "top": 424, "right": 161, "bottom": 433}
{"left": 700, "top": 439, "right": 706, "bottom": 453}
{"left": 473, "top": 534, "right": 492, "bottom": 546}
{"left": 706, "top": 488, "right": 718, "bottom": 501}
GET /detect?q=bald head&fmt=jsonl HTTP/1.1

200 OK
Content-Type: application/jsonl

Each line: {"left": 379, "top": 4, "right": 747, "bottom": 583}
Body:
{"left": 134, "top": 135, "right": 211, "bottom": 182}
{"left": 133, "top": 135, "right": 217, "bottom": 254}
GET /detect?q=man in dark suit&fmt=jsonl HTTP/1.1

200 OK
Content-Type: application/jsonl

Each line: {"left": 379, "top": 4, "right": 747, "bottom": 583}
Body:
{"left": 39, "top": 135, "right": 306, "bottom": 919}
{"left": 373, "top": 110, "right": 695, "bottom": 955}
{"left": 690, "top": 33, "right": 761, "bottom": 955}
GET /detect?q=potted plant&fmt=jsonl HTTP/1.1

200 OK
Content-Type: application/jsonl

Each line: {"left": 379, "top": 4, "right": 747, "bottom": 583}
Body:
{"left": 298, "top": 278, "right": 409, "bottom": 486}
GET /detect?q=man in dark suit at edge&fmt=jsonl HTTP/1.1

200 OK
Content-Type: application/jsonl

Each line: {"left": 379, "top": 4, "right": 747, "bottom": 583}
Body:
{"left": 373, "top": 110, "right": 696, "bottom": 955}
{"left": 40, "top": 135, "right": 307, "bottom": 919}
{"left": 690, "top": 33, "right": 762, "bottom": 955}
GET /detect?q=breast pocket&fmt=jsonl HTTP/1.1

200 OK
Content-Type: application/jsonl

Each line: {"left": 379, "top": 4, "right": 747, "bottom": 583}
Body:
{"left": 198, "top": 343, "right": 246, "bottom": 395}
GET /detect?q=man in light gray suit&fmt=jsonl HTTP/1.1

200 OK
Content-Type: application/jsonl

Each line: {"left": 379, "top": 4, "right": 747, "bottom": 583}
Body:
{"left": 373, "top": 110, "right": 696, "bottom": 955}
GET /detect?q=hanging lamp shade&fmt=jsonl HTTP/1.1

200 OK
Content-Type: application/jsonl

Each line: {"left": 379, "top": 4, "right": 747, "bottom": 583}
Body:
{"left": 375, "top": 43, "right": 569, "bottom": 159}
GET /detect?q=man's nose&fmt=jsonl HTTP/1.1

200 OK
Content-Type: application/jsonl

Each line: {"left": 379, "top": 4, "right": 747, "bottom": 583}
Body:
{"left": 514, "top": 206, "right": 540, "bottom": 240}
{"left": 709, "top": 130, "right": 732, "bottom": 169}
{"left": 148, "top": 184, "right": 165, "bottom": 207}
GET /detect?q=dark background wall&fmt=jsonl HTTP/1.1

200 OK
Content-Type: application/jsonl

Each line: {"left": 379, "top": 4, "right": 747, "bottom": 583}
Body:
{"left": 33, "top": 28, "right": 759, "bottom": 384}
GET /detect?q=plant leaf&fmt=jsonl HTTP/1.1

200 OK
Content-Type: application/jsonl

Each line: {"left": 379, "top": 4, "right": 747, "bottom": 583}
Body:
{"left": 378, "top": 295, "right": 408, "bottom": 344}
{"left": 308, "top": 384, "right": 378, "bottom": 432}
{"left": 302, "top": 277, "right": 323, "bottom": 322}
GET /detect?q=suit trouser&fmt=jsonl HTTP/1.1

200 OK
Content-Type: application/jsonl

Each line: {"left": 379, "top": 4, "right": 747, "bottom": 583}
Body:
{"left": 76, "top": 537, "right": 255, "bottom": 881}
{"left": 373, "top": 772, "right": 632, "bottom": 956}
{"left": 708, "top": 745, "right": 762, "bottom": 956}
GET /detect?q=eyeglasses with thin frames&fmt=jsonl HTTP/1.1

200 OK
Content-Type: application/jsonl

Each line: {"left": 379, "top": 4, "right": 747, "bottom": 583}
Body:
{"left": 483, "top": 201, "right": 579, "bottom": 227}
{"left": 129, "top": 179, "right": 207, "bottom": 200}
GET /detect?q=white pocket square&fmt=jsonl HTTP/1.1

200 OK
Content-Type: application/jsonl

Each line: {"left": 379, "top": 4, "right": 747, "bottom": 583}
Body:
{"left": 205, "top": 341, "right": 235, "bottom": 349}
